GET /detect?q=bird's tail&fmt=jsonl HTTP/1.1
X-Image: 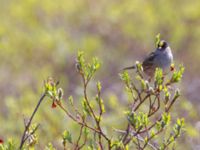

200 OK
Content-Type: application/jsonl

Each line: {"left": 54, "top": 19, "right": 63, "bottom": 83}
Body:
{"left": 123, "top": 65, "right": 136, "bottom": 70}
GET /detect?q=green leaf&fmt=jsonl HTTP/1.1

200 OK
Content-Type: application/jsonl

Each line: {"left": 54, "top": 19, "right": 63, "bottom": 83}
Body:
{"left": 136, "top": 75, "right": 146, "bottom": 90}
{"left": 171, "top": 65, "right": 184, "bottom": 83}
{"left": 125, "top": 145, "right": 129, "bottom": 150}
{"left": 127, "top": 111, "right": 136, "bottom": 126}
{"left": 160, "top": 113, "right": 171, "bottom": 129}
{"left": 144, "top": 137, "right": 148, "bottom": 143}
{"left": 120, "top": 71, "right": 130, "bottom": 85}
{"left": 127, "top": 112, "right": 149, "bottom": 129}
{"left": 76, "top": 51, "right": 86, "bottom": 74}
{"left": 150, "top": 130, "right": 155, "bottom": 137}
{"left": 57, "top": 88, "right": 63, "bottom": 100}
{"left": 164, "top": 87, "right": 170, "bottom": 103}
{"left": 155, "top": 33, "right": 161, "bottom": 48}
{"left": 96, "top": 81, "right": 102, "bottom": 92}
{"left": 82, "top": 99, "right": 91, "bottom": 116}
{"left": 62, "top": 130, "right": 72, "bottom": 144}
{"left": 0, "top": 145, "right": 3, "bottom": 150}
{"left": 135, "top": 61, "right": 143, "bottom": 72}
{"left": 92, "top": 57, "right": 101, "bottom": 71}
{"left": 0, "top": 139, "right": 16, "bottom": 150}
{"left": 68, "top": 95, "right": 73, "bottom": 105}
{"left": 44, "top": 143, "right": 56, "bottom": 150}
{"left": 154, "top": 68, "right": 163, "bottom": 85}
{"left": 173, "top": 118, "right": 184, "bottom": 134}
{"left": 84, "top": 128, "right": 89, "bottom": 137}
{"left": 156, "top": 122, "right": 162, "bottom": 131}
{"left": 174, "top": 89, "right": 181, "bottom": 99}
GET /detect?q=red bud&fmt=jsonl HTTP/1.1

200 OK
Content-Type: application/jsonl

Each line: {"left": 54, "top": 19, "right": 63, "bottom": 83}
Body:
{"left": 170, "top": 65, "right": 175, "bottom": 71}
{"left": 0, "top": 139, "right": 3, "bottom": 144}
{"left": 52, "top": 101, "right": 57, "bottom": 108}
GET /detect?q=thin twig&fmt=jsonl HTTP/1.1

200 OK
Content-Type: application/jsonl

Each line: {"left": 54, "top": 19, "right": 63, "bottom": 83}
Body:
{"left": 114, "top": 128, "right": 158, "bottom": 150}
{"left": 79, "top": 128, "right": 88, "bottom": 149}
{"left": 165, "top": 95, "right": 179, "bottom": 112}
{"left": 19, "top": 93, "right": 46, "bottom": 149}
{"left": 74, "top": 125, "right": 84, "bottom": 150}
{"left": 134, "top": 94, "right": 151, "bottom": 111}
{"left": 142, "top": 128, "right": 163, "bottom": 149}
{"left": 81, "top": 74, "right": 111, "bottom": 149}
{"left": 23, "top": 124, "right": 40, "bottom": 143}
{"left": 148, "top": 94, "right": 160, "bottom": 117}
{"left": 57, "top": 103, "right": 100, "bottom": 133}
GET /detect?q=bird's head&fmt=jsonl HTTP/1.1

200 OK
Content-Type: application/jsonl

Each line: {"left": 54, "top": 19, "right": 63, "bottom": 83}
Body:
{"left": 157, "top": 40, "right": 169, "bottom": 50}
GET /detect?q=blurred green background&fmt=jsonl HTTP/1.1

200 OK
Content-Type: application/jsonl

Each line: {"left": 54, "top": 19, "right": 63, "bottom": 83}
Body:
{"left": 1, "top": 0, "right": 200, "bottom": 149}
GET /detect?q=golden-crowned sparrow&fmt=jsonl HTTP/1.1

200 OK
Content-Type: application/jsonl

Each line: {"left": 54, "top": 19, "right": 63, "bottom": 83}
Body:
{"left": 123, "top": 40, "right": 173, "bottom": 77}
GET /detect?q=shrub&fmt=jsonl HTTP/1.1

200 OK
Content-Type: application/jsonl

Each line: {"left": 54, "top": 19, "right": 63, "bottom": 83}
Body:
{"left": 0, "top": 52, "right": 185, "bottom": 150}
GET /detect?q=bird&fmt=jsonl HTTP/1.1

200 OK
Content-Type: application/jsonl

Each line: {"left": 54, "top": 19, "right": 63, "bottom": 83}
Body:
{"left": 123, "top": 40, "right": 173, "bottom": 77}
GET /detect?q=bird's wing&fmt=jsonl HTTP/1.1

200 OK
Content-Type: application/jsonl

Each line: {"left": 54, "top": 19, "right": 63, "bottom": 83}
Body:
{"left": 142, "top": 52, "right": 158, "bottom": 68}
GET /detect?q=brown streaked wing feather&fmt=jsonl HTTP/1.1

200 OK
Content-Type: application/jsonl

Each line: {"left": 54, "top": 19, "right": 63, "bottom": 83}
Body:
{"left": 142, "top": 52, "right": 157, "bottom": 66}
{"left": 142, "top": 52, "right": 157, "bottom": 76}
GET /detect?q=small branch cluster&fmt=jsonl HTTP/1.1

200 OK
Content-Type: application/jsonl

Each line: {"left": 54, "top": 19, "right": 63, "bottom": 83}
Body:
{"left": 118, "top": 61, "right": 185, "bottom": 149}
{"left": 44, "top": 52, "right": 111, "bottom": 149}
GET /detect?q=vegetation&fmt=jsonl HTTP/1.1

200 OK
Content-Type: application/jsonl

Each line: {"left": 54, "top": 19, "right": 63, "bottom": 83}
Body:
{"left": 1, "top": 0, "right": 200, "bottom": 149}
{"left": 1, "top": 50, "right": 185, "bottom": 149}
